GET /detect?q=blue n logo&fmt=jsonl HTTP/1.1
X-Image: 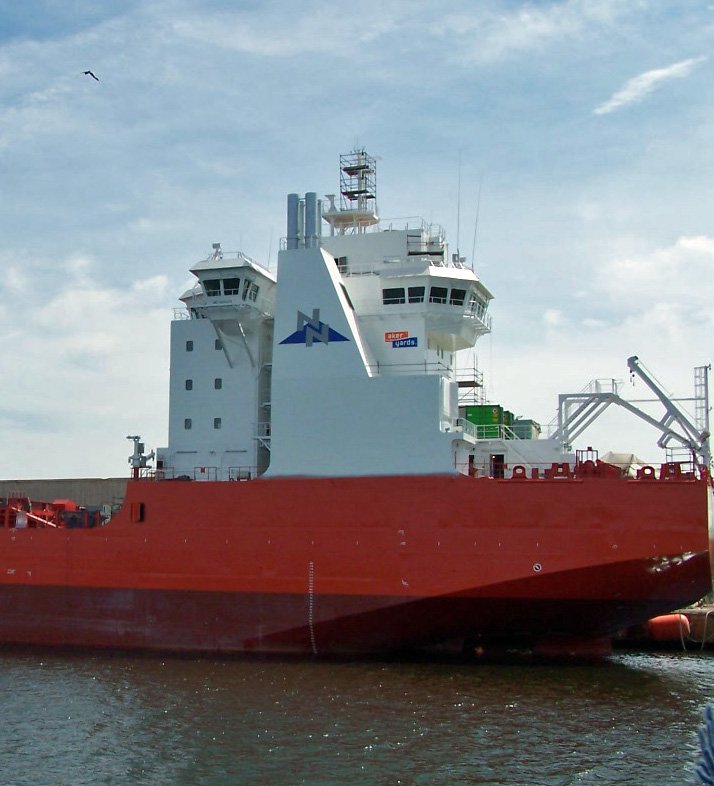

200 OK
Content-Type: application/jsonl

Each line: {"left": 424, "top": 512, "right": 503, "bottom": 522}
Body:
{"left": 279, "top": 309, "right": 350, "bottom": 346}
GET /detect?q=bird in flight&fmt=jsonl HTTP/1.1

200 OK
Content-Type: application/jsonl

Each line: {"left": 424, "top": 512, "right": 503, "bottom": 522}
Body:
{"left": 83, "top": 70, "right": 99, "bottom": 81}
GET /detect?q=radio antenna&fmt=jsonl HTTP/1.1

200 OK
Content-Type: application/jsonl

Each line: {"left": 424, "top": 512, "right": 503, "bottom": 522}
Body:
{"left": 470, "top": 173, "right": 483, "bottom": 270}
{"left": 456, "top": 149, "right": 463, "bottom": 256}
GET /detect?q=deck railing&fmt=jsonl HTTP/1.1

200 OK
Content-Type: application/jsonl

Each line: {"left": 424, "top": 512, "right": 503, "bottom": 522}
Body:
{"left": 454, "top": 418, "right": 520, "bottom": 441}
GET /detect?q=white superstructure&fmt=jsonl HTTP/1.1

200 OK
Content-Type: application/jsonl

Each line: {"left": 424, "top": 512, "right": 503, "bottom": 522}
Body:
{"left": 157, "top": 150, "right": 564, "bottom": 480}
{"left": 159, "top": 247, "right": 276, "bottom": 480}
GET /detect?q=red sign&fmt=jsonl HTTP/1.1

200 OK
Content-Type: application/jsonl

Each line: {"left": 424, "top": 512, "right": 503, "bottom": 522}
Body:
{"left": 385, "top": 331, "right": 408, "bottom": 342}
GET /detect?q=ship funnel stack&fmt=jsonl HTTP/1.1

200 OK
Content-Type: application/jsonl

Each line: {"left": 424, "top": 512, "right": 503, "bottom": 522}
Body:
{"left": 286, "top": 193, "right": 300, "bottom": 250}
{"left": 286, "top": 192, "right": 323, "bottom": 249}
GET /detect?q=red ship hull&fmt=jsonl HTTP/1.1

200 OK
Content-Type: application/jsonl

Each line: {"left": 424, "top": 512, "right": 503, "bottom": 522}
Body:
{"left": 0, "top": 473, "right": 711, "bottom": 655}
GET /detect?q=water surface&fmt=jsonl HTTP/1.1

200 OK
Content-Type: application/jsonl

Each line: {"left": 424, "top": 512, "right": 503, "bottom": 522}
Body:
{"left": 0, "top": 650, "right": 710, "bottom": 785}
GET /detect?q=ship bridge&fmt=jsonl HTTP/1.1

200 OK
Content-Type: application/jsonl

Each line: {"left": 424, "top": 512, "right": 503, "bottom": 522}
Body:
{"left": 181, "top": 245, "right": 276, "bottom": 368}
{"left": 185, "top": 246, "right": 276, "bottom": 321}
{"left": 320, "top": 223, "right": 493, "bottom": 371}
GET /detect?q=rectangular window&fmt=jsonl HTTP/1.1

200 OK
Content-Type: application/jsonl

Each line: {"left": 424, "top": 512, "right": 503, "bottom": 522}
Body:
{"left": 185, "top": 379, "right": 193, "bottom": 391}
{"left": 213, "top": 417, "right": 222, "bottom": 429}
{"left": 223, "top": 277, "right": 240, "bottom": 295}
{"left": 204, "top": 279, "right": 221, "bottom": 297}
{"left": 214, "top": 378, "right": 222, "bottom": 389}
{"left": 429, "top": 286, "right": 448, "bottom": 304}
{"left": 408, "top": 286, "right": 425, "bottom": 303}
{"left": 248, "top": 283, "right": 259, "bottom": 302}
{"left": 450, "top": 288, "right": 466, "bottom": 306}
{"left": 382, "top": 287, "right": 405, "bottom": 305}
{"left": 242, "top": 279, "right": 252, "bottom": 299}
{"left": 184, "top": 418, "right": 192, "bottom": 430}
{"left": 215, "top": 339, "right": 222, "bottom": 350}
{"left": 468, "top": 293, "right": 486, "bottom": 318}
{"left": 186, "top": 340, "right": 194, "bottom": 352}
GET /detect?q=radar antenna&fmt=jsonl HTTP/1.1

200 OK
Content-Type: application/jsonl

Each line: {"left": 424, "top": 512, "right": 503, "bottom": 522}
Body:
{"left": 127, "top": 435, "right": 155, "bottom": 480}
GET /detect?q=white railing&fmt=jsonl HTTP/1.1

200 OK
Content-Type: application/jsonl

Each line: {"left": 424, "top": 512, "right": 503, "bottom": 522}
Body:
{"left": 173, "top": 291, "right": 275, "bottom": 320}
{"left": 196, "top": 250, "right": 275, "bottom": 276}
{"left": 150, "top": 465, "right": 259, "bottom": 481}
{"left": 366, "top": 360, "right": 453, "bottom": 377}
{"left": 338, "top": 257, "right": 434, "bottom": 277}
{"left": 228, "top": 466, "right": 257, "bottom": 481}
{"left": 280, "top": 217, "right": 445, "bottom": 246}
{"left": 336, "top": 250, "right": 476, "bottom": 279}
{"left": 352, "top": 296, "right": 492, "bottom": 332}
{"left": 454, "top": 418, "right": 520, "bottom": 441}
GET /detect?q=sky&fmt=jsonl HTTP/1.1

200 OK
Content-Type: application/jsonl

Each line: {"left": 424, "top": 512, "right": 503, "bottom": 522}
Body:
{"left": 0, "top": 0, "right": 712, "bottom": 478}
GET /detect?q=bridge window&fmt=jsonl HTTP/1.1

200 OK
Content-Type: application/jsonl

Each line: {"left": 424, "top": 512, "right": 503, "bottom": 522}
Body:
{"left": 204, "top": 279, "right": 221, "bottom": 297}
{"left": 429, "top": 286, "right": 448, "bottom": 304}
{"left": 450, "top": 288, "right": 466, "bottom": 306}
{"left": 247, "top": 283, "right": 259, "bottom": 302}
{"left": 408, "top": 286, "right": 425, "bottom": 303}
{"left": 223, "top": 277, "right": 240, "bottom": 295}
{"left": 382, "top": 287, "right": 405, "bottom": 305}
{"left": 185, "top": 379, "right": 193, "bottom": 391}
{"left": 468, "top": 292, "right": 487, "bottom": 318}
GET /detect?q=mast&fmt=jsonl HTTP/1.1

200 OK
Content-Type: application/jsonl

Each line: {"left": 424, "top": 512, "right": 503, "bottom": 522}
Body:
{"left": 322, "top": 149, "right": 379, "bottom": 236}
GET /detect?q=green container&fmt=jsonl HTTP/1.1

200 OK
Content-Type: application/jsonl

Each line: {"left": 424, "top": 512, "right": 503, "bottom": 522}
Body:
{"left": 464, "top": 405, "right": 503, "bottom": 426}
{"left": 512, "top": 418, "right": 541, "bottom": 440}
{"left": 463, "top": 405, "right": 537, "bottom": 440}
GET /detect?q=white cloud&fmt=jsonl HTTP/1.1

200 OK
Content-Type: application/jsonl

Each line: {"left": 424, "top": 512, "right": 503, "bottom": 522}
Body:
{"left": 580, "top": 317, "right": 607, "bottom": 328}
{"left": 437, "top": 0, "right": 628, "bottom": 63}
{"left": 594, "top": 235, "right": 714, "bottom": 304}
{"left": 594, "top": 57, "right": 707, "bottom": 115}
{"left": 5, "top": 266, "right": 29, "bottom": 294}
{"left": 543, "top": 308, "right": 564, "bottom": 326}
{"left": 0, "top": 261, "right": 172, "bottom": 478}
{"left": 170, "top": 0, "right": 632, "bottom": 67}
{"left": 171, "top": 5, "right": 401, "bottom": 59}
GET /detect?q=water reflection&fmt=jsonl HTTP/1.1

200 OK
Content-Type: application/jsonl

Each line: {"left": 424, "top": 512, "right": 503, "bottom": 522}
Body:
{"left": 0, "top": 650, "right": 710, "bottom": 786}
